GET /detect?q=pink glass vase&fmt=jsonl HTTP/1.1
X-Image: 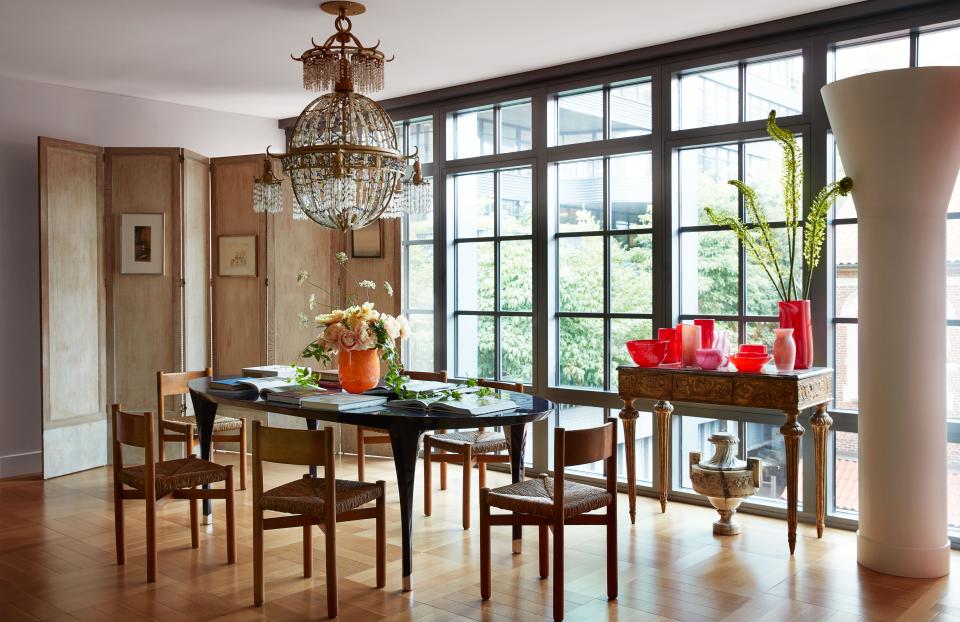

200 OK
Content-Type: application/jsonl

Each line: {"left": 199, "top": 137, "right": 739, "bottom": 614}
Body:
{"left": 773, "top": 327, "right": 796, "bottom": 372}
{"left": 778, "top": 300, "right": 813, "bottom": 370}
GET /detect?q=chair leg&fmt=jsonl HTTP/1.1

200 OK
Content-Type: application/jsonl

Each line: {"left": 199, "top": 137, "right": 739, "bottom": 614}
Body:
{"left": 478, "top": 460, "right": 487, "bottom": 489}
{"left": 423, "top": 440, "right": 432, "bottom": 516}
{"left": 226, "top": 466, "right": 236, "bottom": 565}
{"left": 146, "top": 488, "right": 157, "bottom": 583}
{"left": 539, "top": 524, "right": 549, "bottom": 579}
{"left": 113, "top": 482, "right": 125, "bottom": 565}
{"left": 376, "top": 483, "right": 386, "bottom": 589}
{"left": 303, "top": 523, "right": 313, "bottom": 578}
{"left": 189, "top": 489, "right": 199, "bottom": 549}
{"left": 254, "top": 507, "right": 264, "bottom": 606}
{"left": 479, "top": 488, "right": 491, "bottom": 601}
{"left": 238, "top": 421, "right": 247, "bottom": 491}
{"left": 462, "top": 447, "right": 472, "bottom": 530}
{"left": 187, "top": 435, "right": 196, "bottom": 458}
{"left": 553, "top": 521, "right": 564, "bottom": 621}
{"left": 606, "top": 506, "right": 617, "bottom": 600}
{"left": 324, "top": 517, "right": 338, "bottom": 619}
{"left": 357, "top": 427, "right": 366, "bottom": 482}
{"left": 439, "top": 449, "right": 447, "bottom": 490}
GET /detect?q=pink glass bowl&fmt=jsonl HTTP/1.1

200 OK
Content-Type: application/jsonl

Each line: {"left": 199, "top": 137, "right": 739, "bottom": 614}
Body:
{"left": 739, "top": 344, "right": 768, "bottom": 355}
{"left": 728, "top": 353, "right": 773, "bottom": 373}
{"left": 626, "top": 340, "right": 670, "bottom": 368}
{"left": 695, "top": 348, "right": 725, "bottom": 371}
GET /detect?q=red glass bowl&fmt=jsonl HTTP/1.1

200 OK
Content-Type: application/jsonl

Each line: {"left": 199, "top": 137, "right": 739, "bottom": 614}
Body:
{"left": 626, "top": 340, "right": 670, "bottom": 368}
{"left": 728, "top": 353, "right": 773, "bottom": 373}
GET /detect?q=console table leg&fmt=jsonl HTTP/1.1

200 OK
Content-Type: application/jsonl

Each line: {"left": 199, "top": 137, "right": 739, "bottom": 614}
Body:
{"left": 618, "top": 398, "right": 638, "bottom": 524}
{"left": 781, "top": 408, "right": 805, "bottom": 554}
{"left": 654, "top": 400, "right": 674, "bottom": 514}
{"left": 810, "top": 403, "right": 833, "bottom": 539}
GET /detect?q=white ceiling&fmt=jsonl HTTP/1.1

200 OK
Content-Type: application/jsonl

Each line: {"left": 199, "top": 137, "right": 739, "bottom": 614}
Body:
{"left": 0, "top": 0, "right": 863, "bottom": 120}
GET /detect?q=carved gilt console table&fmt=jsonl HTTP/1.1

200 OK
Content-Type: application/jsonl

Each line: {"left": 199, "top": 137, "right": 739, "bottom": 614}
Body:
{"left": 617, "top": 365, "right": 833, "bottom": 554}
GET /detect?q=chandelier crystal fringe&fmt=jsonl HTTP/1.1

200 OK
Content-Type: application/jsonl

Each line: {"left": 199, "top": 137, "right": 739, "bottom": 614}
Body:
{"left": 254, "top": 1, "right": 426, "bottom": 230}
{"left": 252, "top": 152, "right": 284, "bottom": 214}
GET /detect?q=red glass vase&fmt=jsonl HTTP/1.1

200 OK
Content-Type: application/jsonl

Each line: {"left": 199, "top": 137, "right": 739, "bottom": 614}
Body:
{"left": 778, "top": 300, "right": 813, "bottom": 370}
{"left": 338, "top": 348, "right": 381, "bottom": 394}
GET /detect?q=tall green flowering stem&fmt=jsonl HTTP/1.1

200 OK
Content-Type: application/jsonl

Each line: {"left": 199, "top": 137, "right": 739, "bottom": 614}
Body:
{"left": 705, "top": 110, "right": 853, "bottom": 302}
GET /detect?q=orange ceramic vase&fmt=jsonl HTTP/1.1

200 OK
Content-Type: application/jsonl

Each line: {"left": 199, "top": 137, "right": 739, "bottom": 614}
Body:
{"left": 338, "top": 348, "right": 381, "bottom": 394}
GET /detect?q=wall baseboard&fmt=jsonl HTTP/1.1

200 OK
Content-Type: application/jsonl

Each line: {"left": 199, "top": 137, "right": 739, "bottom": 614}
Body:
{"left": 0, "top": 451, "right": 42, "bottom": 479}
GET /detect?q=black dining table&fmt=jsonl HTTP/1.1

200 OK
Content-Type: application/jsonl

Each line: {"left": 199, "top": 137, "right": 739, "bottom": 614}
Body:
{"left": 188, "top": 377, "right": 554, "bottom": 591}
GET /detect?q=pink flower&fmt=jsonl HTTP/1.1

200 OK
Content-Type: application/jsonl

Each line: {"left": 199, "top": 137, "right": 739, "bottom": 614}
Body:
{"left": 338, "top": 328, "right": 360, "bottom": 351}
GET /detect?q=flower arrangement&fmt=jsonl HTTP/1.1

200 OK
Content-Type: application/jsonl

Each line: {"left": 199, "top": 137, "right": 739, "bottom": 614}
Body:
{"left": 294, "top": 250, "right": 409, "bottom": 391}
{"left": 705, "top": 110, "right": 854, "bottom": 301}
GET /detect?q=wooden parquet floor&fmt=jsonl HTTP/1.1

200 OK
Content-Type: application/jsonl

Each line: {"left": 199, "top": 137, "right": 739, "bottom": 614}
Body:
{"left": 0, "top": 452, "right": 958, "bottom": 622}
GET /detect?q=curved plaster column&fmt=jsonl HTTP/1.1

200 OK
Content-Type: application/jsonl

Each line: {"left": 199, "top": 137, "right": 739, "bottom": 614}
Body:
{"left": 822, "top": 67, "right": 960, "bottom": 578}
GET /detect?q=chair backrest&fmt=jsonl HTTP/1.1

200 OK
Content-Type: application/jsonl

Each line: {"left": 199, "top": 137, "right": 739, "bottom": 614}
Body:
{"left": 552, "top": 421, "right": 617, "bottom": 508}
{"left": 157, "top": 368, "right": 212, "bottom": 420}
{"left": 477, "top": 379, "right": 524, "bottom": 394}
{"left": 253, "top": 421, "right": 334, "bottom": 468}
{"left": 111, "top": 404, "right": 155, "bottom": 472}
{"left": 404, "top": 369, "right": 448, "bottom": 382}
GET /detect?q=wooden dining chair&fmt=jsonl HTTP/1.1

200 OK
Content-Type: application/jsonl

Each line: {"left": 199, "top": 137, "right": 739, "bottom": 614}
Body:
{"left": 480, "top": 420, "right": 618, "bottom": 622}
{"left": 423, "top": 379, "right": 522, "bottom": 529}
{"left": 253, "top": 421, "right": 386, "bottom": 618}
{"left": 157, "top": 369, "right": 247, "bottom": 490}
{"left": 111, "top": 404, "right": 236, "bottom": 583}
{"left": 356, "top": 369, "right": 448, "bottom": 481}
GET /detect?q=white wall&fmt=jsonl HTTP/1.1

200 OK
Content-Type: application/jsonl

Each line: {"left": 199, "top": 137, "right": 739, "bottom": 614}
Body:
{"left": 0, "top": 74, "right": 284, "bottom": 477}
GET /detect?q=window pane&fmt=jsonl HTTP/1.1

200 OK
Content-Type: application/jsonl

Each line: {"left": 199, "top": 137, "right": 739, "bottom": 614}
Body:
{"left": 452, "top": 107, "right": 494, "bottom": 159}
{"left": 610, "top": 153, "right": 653, "bottom": 229}
{"left": 456, "top": 242, "right": 494, "bottom": 311}
{"left": 406, "top": 313, "right": 434, "bottom": 372}
{"left": 558, "top": 236, "right": 603, "bottom": 312}
{"left": 455, "top": 172, "right": 494, "bottom": 238}
{"left": 832, "top": 37, "right": 910, "bottom": 81}
{"left": 676, "top": 66, "right": 738, "bottom": 130}
{"left": 557, "top": 88, "right": 603, "bottom": 146}
{"left": 919, "top": 26, "right": 960, "bottom": 66}
{"left": 680, "top": 230, "right": 739, "bottom": 316}
{"left": 678, "top": 417, "right": 738, "bottom": 489}
{"left": 406, "top": 198, "right": 433, "bottom": 241}
{"left": 950, "top": 220, "right": 960, "bottom": 320}
{"left": 611, "top": 318, "right": 652, "bottom": 392}
{"left": 557, "top": 159, "right": 603, "bottom": 232}
{"left": 828, "top": 134, "right": 856, "bottom": 219}
{"left": 408, "top": 117, "right": 433, "bottom": 164}
{"left": 500, "top": 240, "right": 532, "bottom": 312}
{"left": 949, "top": 326, "right": 960, "bottom": 422}
{"left": 456, "top": 315, "right": 494, "bottom": 378}
{"left": 501, "top": 316, "right": 533, "bottom": 384}
{"left": 611, "top": 234, "right": 652, "bottom": 314}
{"left": 609, "top": 81, "right": 652, "bottom": 138}
{"left": 835, "top": 322, "right": 859, "bottom": 410}
{"left": 678, "top": 145, "right": 738, "bottom": 226}
{"left": 558, "top": 317, "right": 603, "bottom": 388}
{"left": 500, "top": 167, "right": 532, "bottom": 236}
{"left": 744, "top": 138, "right": 803, "bottom": 223}
{"left": 407, "top": 244, "right": 434, "bottom": 310}
{"left": 555, "top": 405, "right": 606, "bottom": 475}
{"left": 499, "top": 101, "right": 532, "bottom": 153}
{"left": 745, "top": 55, "right": 803, "bottom": 121}
{"left": 834, "top": 431, "right": 859, "bottom": 514}
{"left": 834, "top": 223, "right": 858, "bottom": 318}
{"left": 746, "top": 422, "right": 799, "bottom": 506}
{"left": 744, "top": 321, "right": 778, "bottom": 351}
{"left": 746, "top": 227, "right": 793, "bottom": 317}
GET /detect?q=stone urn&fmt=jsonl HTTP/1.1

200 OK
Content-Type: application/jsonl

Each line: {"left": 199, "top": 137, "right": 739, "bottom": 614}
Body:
{"left": 689, "top": 432, "right": 762, "bottom": 535}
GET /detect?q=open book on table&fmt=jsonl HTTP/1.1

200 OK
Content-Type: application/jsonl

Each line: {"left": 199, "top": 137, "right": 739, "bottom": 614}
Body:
{"left": 209, "top": 376, "right": 303, "bottom": 398}
{"left": 389, "top": 395, "right": 517, "bottom": 415}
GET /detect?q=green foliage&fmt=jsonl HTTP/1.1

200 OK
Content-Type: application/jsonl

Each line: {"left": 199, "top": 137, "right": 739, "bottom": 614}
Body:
{"left": 705, "top": 110, "right": 853, "bottom": 301}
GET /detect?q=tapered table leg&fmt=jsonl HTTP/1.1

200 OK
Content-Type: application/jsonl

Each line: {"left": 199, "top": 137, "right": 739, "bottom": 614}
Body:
{"left": 507, "top": 422, "right": 528, "bottom": 554}
{"left": 618, "top": 398, "right": 638, "bottom": 524}
{"left": 189, "top": 389, "right": 217, "bottom": 524}
{"left": 389, "top": 425, "right": 425, "bottom": 592}
{"left": 810, "top": 403, "right": 833, "bottom": 538}
{"left": 654, "top": 400, "right": 674, "bottom": 514}
{"left": 781, "top": 408, "right": 805, "bottom": 554}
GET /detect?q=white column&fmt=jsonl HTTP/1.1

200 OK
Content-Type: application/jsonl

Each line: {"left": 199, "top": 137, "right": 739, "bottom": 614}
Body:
{"left": 822, "top": 67, "right": 960, "bottom": 578}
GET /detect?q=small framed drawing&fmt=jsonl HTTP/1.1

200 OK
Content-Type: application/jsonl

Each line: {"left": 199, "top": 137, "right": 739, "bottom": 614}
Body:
{"left": 351, "top": 221, "right": 383, "bottom": 258}
{"left": 218, "top": 235, "right": 257, "bottom": 277}
{"left": 120, "top": 213, "right": 164, "bottom": 274}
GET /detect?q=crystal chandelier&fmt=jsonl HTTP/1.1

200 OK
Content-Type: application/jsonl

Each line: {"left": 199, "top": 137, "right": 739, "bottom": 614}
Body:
{"left": 252, "top": 150, "right": 284, "bottom": 214}
{"left": 257, "top": 1, "right": 428, "bottom": 230}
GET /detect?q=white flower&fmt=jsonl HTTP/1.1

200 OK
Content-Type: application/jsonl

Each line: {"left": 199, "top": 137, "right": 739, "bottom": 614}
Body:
{"left": 335, "top": 251, "right": 348, "bottom": 265}
{"left": 383, "top": 281, "right": 394, "bottom": 297}
{"left": 297, "top": 312, "right": 309, "bottom": 329}
{"left": 359, "top": 280, "right": 376, "bottom": 289}
{"left": 397, "top": 314, "right": 410, "bottom": 339}
{"left": 308, "top": 292, "right": 317, "bottom": 311}
{"left": 296, "top": 270, "right": 308, "bottom": 285}
{"left": 381, "top": 314, "right": 400, "bottom": 340}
